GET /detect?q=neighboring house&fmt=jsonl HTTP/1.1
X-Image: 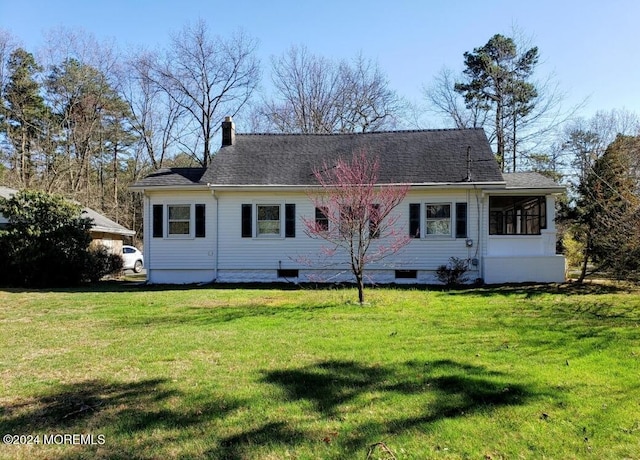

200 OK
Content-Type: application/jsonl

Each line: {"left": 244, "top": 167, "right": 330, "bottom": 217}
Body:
{"left": 0, "top": 186, "right": 136, "bottom": 253}
{"left": 0, "top": 186, "right": 11, "bottom": 230}
{"left": 131, "top": 117, "right": 566, "bottom": 285}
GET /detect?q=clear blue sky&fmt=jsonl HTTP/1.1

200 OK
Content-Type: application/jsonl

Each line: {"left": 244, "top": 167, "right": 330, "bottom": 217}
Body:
{"left": 1, "top": 0, "right": 638, "bottom": 123}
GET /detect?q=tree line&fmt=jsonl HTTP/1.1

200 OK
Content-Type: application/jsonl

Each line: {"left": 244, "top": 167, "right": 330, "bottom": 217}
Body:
{"left": 1, "top": 21, "right": 639, "bottom": 280}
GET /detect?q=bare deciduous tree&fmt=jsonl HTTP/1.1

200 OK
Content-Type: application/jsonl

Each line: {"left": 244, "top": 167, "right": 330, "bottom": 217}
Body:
{"left": 559, "top": 109, "right": 640, "bottom": 189}
{"left": 262, "top": 45, "right": 340, "bottom": 133}
{"left": 122, "top": 50, "right": 185, "bottom": 170}
{"left": 258, "top": 46, "right": 403, "bottom": 134}
{"left": 423, "top": 67, "right": 490, "bottom": 131}
{"left": 556, "top": 109, "right": 640, "bottom": 281}
{"left": 0, "top": 29, "right": 18, "bottom": 100}
{"left": 150, "top": 21, "right": 260, "bottom": 167}
{"left": 336, "top": 53, "right": 404, "bottom": 132}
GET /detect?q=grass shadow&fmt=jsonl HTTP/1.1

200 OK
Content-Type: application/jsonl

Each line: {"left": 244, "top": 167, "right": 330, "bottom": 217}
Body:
{"left": 0, "top": 378, "right": 242, "bottom": 459}
{"left": 263, "top": 359, "right": 537, "bottom": 416}
{"left": 262, "top": 358, "right": 544, "bottom": 456}
{"left": 451, "top": 281, "right": 633, "bottom": 298}
{"left": 262, "top": 360, "right": 390, "bottom": 416}
{"left": 4, "top": 276, "right": 630, "bottom": 295}
{"left": 113, "top": 303, "right": 342, "bottom": 329}
{"left": 206, "top": 422, "right": 307, "bottom": 460}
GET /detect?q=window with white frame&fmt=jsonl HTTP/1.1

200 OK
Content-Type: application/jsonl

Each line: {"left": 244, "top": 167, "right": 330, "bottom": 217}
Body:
{"left": 257, "top": 204, "right": 281, "bottom": 237}
{"left": 425, "top": 203, "right": 451, "bottom": 236}
{"left": 167, "top": 205, "right": 191, "bottom": 236}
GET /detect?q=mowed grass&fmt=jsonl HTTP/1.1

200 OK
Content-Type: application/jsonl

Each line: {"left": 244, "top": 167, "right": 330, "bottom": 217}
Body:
{"left": 0, "top": 283, "right": 639, "bottom": 459}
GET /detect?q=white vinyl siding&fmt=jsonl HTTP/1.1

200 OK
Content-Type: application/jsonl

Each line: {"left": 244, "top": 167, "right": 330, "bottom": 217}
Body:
{"left": 145, "top": 191, "right": 216, "bottom": 272}
{"left": 219, "top": 194, "right": 309, "bottom": 269}
{"left": 142, "top": 187, "right": 563, "bottom": 284}
{"left": 215, "top": 189, "right": 481, "bottom": 273}
{"left": 399, "top": 190, "right": 482, "bottom": 271}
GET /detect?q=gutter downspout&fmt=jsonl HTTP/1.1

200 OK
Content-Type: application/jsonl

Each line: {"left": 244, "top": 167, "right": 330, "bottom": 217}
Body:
{"left": 211, "top": 187, "right": 219, "bottom": 281}
{"left": 144, "top": 194, "right": 151, "bottom": 284}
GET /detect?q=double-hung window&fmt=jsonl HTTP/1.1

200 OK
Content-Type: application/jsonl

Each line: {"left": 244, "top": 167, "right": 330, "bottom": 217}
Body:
{"left": 257, "top": 204, "right": 281, "bottom": 237}
{"left": 168, "top": 205, "right": 191, "bottom": 236}
{"left": 425, "top": 203, "right": 451, "bottom": 236}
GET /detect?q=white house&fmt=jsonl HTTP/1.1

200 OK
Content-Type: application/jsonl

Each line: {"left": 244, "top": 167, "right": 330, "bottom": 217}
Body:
{"left": 131, "top": 117, "right": 566, "bottom": 285}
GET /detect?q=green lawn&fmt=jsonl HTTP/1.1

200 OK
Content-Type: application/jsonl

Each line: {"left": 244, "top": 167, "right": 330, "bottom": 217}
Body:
{"left": 0, "top": 283, "right": 639, "bottom": 459}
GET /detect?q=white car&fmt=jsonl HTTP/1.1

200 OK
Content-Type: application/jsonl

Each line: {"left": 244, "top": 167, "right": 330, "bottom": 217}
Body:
{"left": 122, "top": 245, "right": 144, "bottom": 273}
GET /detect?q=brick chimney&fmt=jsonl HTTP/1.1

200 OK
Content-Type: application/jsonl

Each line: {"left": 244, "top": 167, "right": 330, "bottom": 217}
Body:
{"left": 221, "top": 116, "right": 235, "bottom": 146}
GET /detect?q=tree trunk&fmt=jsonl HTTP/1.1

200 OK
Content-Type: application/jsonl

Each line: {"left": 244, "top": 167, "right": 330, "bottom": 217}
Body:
{"left": 113, "top": 142, "right": 119, "bottom": 222}
{"left": 512, "top": 110, "right": 517, "bottom": 173}
{"left": 356, "top": 272, "right": 365, "bottom": 305}
{"left": 496, "top": 101, "right": 505, "bottom": 172}
{"left": 577, "top": 233, "right": 591, "bottom": 283}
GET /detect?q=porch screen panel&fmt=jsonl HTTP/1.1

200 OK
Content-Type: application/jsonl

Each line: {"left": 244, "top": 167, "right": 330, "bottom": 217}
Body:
{"left": 489, "top": 196, "right": 546, "bottom": 235}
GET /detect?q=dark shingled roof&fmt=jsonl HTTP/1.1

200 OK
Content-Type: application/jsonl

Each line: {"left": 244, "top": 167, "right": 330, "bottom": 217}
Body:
{"left": 201, "top": 129, "right": 503, "bottom": 186}
{"left": 132, "top": 167, "right": 207, "bottom": 188}
{"left": 131, "top": 129, "right": 508, "bottom": 188}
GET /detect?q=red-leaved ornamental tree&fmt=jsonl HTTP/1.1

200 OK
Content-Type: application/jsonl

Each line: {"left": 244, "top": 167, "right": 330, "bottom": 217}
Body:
{"left": 302, "top": 149, "right": 410, "bottom": 304}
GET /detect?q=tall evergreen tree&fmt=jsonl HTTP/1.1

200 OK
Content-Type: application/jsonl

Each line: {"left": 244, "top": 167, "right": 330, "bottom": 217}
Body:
{"left": 1, "top": 48, "right": 49, "bottom": 187}
{"left": 46, "top": 58, "right": 136, "bottom": 206}
{"left": 454, "top": 34, "right": 538, "bottom": 172}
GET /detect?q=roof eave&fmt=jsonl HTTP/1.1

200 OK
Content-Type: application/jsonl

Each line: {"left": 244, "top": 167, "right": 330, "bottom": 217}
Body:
{"left": 492, "top": 186, "right": 566, "bottom": 194}
{"left": 129, "top": 184, "right": 209, "bottom": 192}
{"left": 207, "top": 181, "right": 507, "bottom": 191}
{"left": 90, "top": 226, "right": 136, "bottom": 236}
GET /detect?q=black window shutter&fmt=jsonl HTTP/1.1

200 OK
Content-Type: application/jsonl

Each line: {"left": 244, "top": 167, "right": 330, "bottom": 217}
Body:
{"left": 409, "top": 203, "right": 420, "bottom": 238}
{"left": 241, "top": 204, "right": 252, "bottom": 237}
{"left": 152, "top": 204, "right": 163, "bottom": 238}
{"left": 456, "top": 203, "right": 468, "bottom": 238}
{"left": 285, "top": 204, "right": 296, "bottom": 238}
{"left": 195, "top": 204, "right": 206, "bottom": 238}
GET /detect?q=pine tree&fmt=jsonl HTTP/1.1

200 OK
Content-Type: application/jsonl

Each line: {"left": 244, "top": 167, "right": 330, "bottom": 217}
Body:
{"left": 1, "top": 48, "right": 49, "bottom": 187}
{"left": 454, "top": 34, "right": 538, "bottom": 172}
